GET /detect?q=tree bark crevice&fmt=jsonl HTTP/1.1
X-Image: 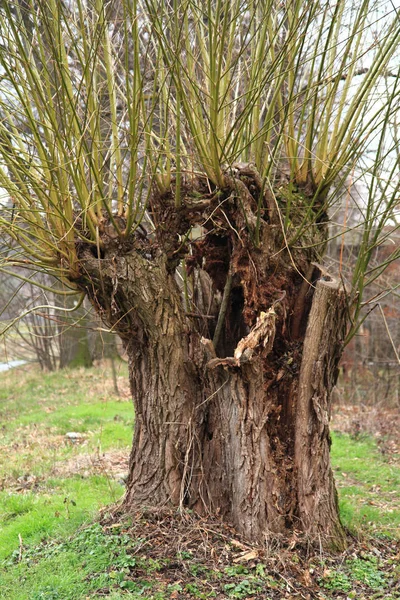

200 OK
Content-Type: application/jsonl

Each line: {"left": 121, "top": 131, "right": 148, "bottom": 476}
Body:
{"left": 75, "top": 182, "right": 347, "bottom": 549}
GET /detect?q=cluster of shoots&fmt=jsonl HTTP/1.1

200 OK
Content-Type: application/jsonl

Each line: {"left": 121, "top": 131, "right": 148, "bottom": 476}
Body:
{"left": 0, "top": 0, "right": 398, "bottom": 328}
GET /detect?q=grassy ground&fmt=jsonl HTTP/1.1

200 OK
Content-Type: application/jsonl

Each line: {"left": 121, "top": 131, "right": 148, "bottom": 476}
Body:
{"left": 0, "top": 363, "right": 131, "bottom": 562}
{"left": 0, "top": 364, "right": 399, "bottom": 599}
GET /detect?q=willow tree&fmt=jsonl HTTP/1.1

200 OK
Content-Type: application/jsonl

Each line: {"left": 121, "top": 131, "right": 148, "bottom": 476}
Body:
{"left": 0, "top": 0, "right": 399, "bottom": 549}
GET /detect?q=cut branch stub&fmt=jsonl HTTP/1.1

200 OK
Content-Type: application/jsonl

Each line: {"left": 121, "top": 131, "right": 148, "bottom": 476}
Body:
{"left": 295, "top": 276, "right": 348, "bottom": 549}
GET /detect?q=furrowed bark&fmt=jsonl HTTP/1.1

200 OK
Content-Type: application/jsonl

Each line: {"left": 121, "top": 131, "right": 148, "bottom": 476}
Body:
{"left": 78, "top": 249, "right": 206, "bottom": 508}
{"left": 74, "top": 173, "right": 347, "bottom": 549}
{"left": 295, "top": 277, "right": 348, "bottom": 549}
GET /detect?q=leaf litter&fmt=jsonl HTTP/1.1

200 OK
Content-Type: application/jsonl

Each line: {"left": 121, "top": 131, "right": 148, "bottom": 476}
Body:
{"left": 87, "top": 506, "right": 400, "bottom": 599}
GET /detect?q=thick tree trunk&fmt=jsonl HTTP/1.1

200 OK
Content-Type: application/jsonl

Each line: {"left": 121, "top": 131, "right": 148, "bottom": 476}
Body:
{"left": 78, "top": 260, "right": 346, "bottom": 548}
{"left": 76, "top": 171, "right": 348, "bottom": 549}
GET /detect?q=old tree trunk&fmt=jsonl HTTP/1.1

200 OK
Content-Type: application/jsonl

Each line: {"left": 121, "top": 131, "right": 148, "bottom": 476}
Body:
{"left": 76, "top": 168, "right": 348, "bottom": 549}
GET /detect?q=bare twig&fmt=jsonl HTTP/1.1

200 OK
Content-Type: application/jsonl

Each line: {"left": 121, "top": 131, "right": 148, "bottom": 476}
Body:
{"left": 212, "top": 269, "right": 233, "bottom": 351}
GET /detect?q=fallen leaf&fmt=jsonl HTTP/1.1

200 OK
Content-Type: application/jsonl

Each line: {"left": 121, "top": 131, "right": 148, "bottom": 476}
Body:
{"left": 233, "top": 550, "right": 259, "bottom": 563}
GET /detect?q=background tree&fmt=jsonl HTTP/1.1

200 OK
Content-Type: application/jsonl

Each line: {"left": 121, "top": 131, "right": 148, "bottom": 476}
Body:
{"left": 0, "top": 0, "right": 399, "bottom": 549}
{"left": 0, "top": 257, "right": 97, "bottom": 370}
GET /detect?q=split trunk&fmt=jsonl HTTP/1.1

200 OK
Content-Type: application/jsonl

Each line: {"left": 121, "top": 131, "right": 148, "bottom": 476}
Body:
{"left": 77, "top": 174, "right": 348, "bottom": 549}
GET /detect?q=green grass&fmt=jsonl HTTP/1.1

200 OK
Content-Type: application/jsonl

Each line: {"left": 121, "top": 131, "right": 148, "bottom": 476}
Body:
{"left": 0, "top": 476, "right": 122, "bottom": 562}
{"left": 0, "top": 523, "right": 136, "bottom": 599}
{"left": 331, "top": 431, "right": 400, "bottom": 538}
{"left": 319, "top": 554, "right": 389, "bottom": 594}
{"left": 0, "top": 365, "right": 133, "bottom": 439}
{"left": 0, "top": 363, "right": 133, "bottom": 482}
{"left": 0, "top": 521, "right": 188, "bottom": 600}
{"left": 0, "top": 363, "right": 131, "bottom": 573}
{"left": 0, "top": 363, "right": 399, "bottom": 598}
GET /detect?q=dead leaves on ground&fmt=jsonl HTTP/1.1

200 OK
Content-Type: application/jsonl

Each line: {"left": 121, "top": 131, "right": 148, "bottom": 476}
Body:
{"left": 96, "top": 508, "right": 400, "bottom": 600}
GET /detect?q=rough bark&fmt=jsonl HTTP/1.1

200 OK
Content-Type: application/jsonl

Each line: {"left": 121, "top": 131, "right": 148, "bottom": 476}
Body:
{"left": 74, "top": 172, "right": 347, "bottom": 549}
{"left": 295, "top": 277, "right": 348, "bottom": 548}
